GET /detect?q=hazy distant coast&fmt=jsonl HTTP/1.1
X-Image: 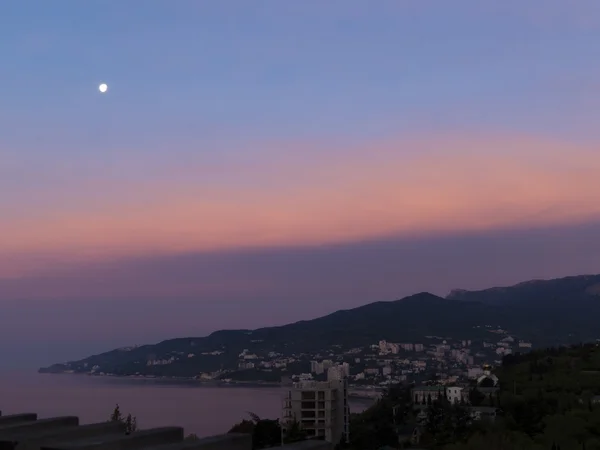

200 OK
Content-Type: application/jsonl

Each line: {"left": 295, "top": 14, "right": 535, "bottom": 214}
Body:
{"left": 40, "top": 275, "right": 600, "bottom": 395}
{"left": 39, "top": 371, "right": 282, "bottom": 388}
{"left": 38, "top": 371, "right": 381, "bottom": 400}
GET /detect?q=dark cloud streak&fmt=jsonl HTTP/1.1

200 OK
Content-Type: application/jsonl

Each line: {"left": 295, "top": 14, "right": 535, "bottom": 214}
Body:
{"left": 1, "top": 221, "right": 599, "bottom": 367}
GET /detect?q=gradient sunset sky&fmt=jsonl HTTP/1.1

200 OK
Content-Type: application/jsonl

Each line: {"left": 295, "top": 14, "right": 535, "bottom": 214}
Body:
{"left": 2, "top": 1, "right": 600, "bottom": 367}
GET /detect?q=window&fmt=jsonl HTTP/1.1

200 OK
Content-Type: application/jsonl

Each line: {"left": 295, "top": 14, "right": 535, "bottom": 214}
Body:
{"left": 302, "top": 392, "right": 316, "bottom": 400}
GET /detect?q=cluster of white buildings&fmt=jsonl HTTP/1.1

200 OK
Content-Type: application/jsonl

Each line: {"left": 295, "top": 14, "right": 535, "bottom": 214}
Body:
{"left": 412, "top": 366, "right": 500, "bottom": 405}
{"left": 146, "top": 356, "right": 176, "bottom": 366}
{"left": 376, "top": 340, "right": 426, "bottom": 354}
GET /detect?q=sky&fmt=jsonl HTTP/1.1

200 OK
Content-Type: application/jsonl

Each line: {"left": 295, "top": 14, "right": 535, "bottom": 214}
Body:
{"left": 1, "top": 0, "right": 600, "bottom": 367}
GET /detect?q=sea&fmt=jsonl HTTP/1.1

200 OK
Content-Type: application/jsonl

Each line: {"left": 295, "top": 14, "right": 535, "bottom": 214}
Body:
{"left": 0, "top": 371, "right": 374, "bottom": 437}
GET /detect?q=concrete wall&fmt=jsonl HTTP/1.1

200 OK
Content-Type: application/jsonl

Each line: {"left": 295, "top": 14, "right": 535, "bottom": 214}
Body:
{"left": 42, "top": 427, "right": 184, "bottom": 450}
{"left": 0, "top": 415, "right": 38, "bottom": 427}
{"left": 0, "top": 418, "right": 79, "bottom": 436}
{"left": 0, "top": 410, "right": 331, "bottom": 450}
{"left": 144, "top": 433, "right": 252, "bottom": 450}
{"left": 10, "top": 422, "right": 126, "bottom": 450}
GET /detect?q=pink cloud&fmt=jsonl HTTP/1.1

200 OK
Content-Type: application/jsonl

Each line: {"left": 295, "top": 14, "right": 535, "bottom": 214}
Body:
{"left": 2, "top": 132, "right": 600, "bottom": 279}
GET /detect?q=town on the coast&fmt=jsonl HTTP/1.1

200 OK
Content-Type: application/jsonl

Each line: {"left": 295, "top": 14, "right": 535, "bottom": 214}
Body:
{"left": 56, "top": 325, "right": 529, "bottom": 444}
{"left": 35, "top": 274, "right": 600, "bottom": 448}
{"left": 80, "top": 324, "right": 531, "bottom": 396}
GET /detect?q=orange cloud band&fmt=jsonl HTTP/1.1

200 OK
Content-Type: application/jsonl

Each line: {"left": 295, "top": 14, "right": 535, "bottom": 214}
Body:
{"left": 2, "top": 133, "right": 599, "bottom": 278}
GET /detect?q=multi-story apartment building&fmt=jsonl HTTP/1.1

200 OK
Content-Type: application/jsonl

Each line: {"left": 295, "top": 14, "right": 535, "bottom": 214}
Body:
{"left": 281, "top": 378, "right": 350, "bottom": 444}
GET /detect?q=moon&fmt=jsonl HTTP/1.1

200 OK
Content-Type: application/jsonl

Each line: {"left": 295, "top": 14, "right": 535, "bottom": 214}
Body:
{"left": 98, "top": 83, "right": 108, "bottom": 93}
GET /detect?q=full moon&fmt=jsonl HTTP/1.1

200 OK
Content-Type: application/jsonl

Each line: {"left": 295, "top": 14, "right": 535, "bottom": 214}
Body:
{"left": 98, "top": 83, "right": 108, "bottom": 93}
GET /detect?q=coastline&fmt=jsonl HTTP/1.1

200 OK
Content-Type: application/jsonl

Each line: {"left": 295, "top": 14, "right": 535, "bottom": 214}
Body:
{"left": 39, "top": 372, "right": 282, "bottom": 388}
{"left": 38, "top": 372, "right": 381, "bottom": 399}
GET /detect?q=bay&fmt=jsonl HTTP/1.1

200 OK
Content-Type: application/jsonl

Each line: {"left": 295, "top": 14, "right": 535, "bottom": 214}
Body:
{"left": 0, "top": 371, "right": 373, "bottom": 437}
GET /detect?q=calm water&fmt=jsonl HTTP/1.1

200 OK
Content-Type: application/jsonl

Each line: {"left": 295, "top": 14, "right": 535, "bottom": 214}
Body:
{"left": 0, "top": 371, "right": 372, "bottom": 437}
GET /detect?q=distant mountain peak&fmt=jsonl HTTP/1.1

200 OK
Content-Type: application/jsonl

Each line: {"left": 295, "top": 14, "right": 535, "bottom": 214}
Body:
{"left": 445, "top": 273, "right": 600, "bottom": 305}
{"left": 447, "top": 288, "right": 468, "bottom": 299}
{"left": 397, "top": 291, "right": 446, "bottom": 304}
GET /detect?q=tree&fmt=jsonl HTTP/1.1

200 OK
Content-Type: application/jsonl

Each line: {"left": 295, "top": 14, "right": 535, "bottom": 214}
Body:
{"left": 229, "top": 419, "right": 255, "bottom": 434}
{"left": 109, "top": 404, "right": 137, "bottom": 434}
{"left": 344, "top": 383, "right": 412, "bottom": 450}
{"left": 282, "top": 419, "right": 308, "bottom": 444}
{"left": 426, "top": 399, "right": 445, "bottom": 437}
{"left": 110, "top": 404, "right": 123, "bottom": 423}
{"left": 469, "top": 388, "right": 485, "bottom": 407}
{"left": 228, "top": 412, "right": 281, "bottom": 450}
{"left": 479, "top": 378, "right": 496, "bottom": 388}
{"left": 125, "top": 413, "right": 138, "bottom": 434}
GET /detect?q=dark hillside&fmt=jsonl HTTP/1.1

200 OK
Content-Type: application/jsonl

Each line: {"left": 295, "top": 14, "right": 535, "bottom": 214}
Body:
{"left": 447, "top": 274, "right": 600, "bottom": 306}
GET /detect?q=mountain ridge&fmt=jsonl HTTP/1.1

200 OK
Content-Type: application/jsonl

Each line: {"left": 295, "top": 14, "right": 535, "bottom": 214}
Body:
{"left": 39, "top": 273, "right": 600, "bottom": 377}
{"left": 446, "top": 273, "right": 600, "bottom": 305}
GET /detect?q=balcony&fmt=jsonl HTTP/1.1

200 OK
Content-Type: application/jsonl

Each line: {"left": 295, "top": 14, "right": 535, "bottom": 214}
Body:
{"left": 299, "top": 421, "right": 331, "bottom": 430}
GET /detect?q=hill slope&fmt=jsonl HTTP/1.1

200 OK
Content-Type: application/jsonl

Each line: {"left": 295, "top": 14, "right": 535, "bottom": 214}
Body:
{"left": 39, "top": 274, "right": 600, "bottom": 377}
{"left": 447, "top": 274, "right": 600, "bottom": 306}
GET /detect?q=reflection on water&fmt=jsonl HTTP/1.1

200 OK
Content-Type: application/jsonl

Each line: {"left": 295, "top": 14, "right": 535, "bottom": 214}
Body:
{"left": 0, "top": 371, "right": 372, "bottom": 437}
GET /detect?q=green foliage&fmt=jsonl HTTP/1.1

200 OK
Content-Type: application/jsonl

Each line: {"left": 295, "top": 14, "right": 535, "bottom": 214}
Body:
{"left": 468, "top": 388, "right": 485, "bottom": 406}
{"left": 421, "top": 396, "right": 472, "bottom": 447}
{"left": 110, "top": 404, "right": 123, "bottom": 422}
{"left": 228, "top": 419, "right": 255, "bottom": 434}
{"left": 251, "top": 418, "right": 281, "bottom": 449}
{"left": 124, "top": 413, "right": 137, "bottom": 434}
{"left": 228, "top": 411, "right": 308, "bottom": 449}
{"left": 446, "top": 344, "right": 600, "bottom": 450}
{"left": 282, "top": 419, "right": 309, "bottom": 444}
{"left": 343, "top": 344, "right": 600, "bottom": 450}
{"left": 345, "top": 384, "right": 413, "bottom": 450}
{"left": 444, "top": 429, "right": 542, "bottom": 450}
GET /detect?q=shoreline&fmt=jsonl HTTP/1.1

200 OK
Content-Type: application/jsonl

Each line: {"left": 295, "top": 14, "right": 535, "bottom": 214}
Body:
{"left": 38, "top": 372, "right": 381, "bottom": 399}
{"left": 40, "top": 372, "right": 283, "bottom": 388}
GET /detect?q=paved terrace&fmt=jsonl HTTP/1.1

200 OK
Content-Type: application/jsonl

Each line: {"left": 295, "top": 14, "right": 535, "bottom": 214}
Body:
{"left": 0, "top": 412, "right": 331, "bottom": 450}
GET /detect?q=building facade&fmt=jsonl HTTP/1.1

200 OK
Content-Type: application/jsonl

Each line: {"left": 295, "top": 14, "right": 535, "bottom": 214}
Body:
{"left": 412, "top": 385, "right": 469, "bottom": 405}
{"left": 282, "top": 378, "right": 350, "bottom": 444}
